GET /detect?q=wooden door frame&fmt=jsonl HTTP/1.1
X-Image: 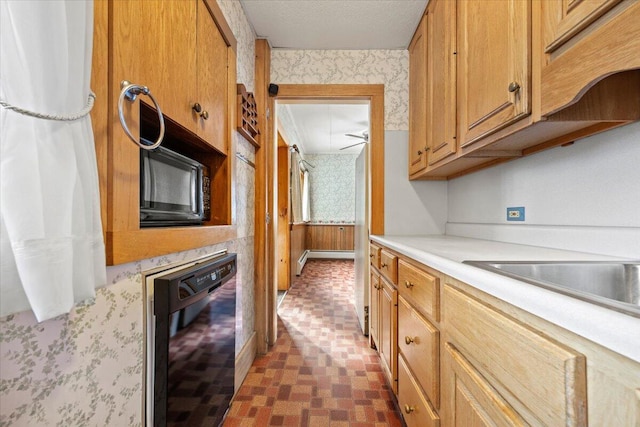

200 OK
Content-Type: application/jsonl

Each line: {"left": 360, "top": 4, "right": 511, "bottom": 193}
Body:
{"left": 275, "top": 84, "right": 385, "bottom": 237}
{"left": 253, "top": 83, "right": 385, "bottom": 353}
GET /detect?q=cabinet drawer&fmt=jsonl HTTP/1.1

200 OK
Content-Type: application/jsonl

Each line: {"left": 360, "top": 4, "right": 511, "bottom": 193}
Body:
{"left": 444, "top": 285, "right": 587, "bottom": 426}
{"left": 398, "top": 355, "right": 440, "bottom": 427}
{"left": 370, "top": 242, "right": 381, "bottom": 269}
{"left": 398, "top": 296, "right": 440, "bottom": 409}
{"left": 398, "top": 259, "right": 440, "bottom": 322}
{"left": 379, "top": 249, "right": 398, "bottom": 284}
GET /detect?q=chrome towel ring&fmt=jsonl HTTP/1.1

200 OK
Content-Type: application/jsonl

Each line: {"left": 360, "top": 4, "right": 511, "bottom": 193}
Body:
{"left": 118, "top": 80, "right": 165, "bottom": 150}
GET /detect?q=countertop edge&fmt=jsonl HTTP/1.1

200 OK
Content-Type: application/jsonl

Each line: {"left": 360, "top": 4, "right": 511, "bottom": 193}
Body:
{"left": 371, "top": 235, "right": 640, "bottom": 364}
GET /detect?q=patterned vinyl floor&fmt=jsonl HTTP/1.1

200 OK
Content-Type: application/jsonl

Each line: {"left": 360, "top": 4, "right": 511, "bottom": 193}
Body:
{"left": 224, "top": 259, "right": 403, "bottom": 426}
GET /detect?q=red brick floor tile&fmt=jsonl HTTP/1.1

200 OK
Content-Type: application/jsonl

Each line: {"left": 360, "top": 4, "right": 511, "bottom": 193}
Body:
{"left": 223, "top": 260, "right": 403, "bottom": 426}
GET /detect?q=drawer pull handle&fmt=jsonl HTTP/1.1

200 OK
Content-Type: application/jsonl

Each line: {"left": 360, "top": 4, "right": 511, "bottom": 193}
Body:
{"left": 508, "top": 81, "right": 521, "bottom": 93}
{"left": 405, "top": 336, "right": 415, "bottom": 345}
{"left": 404, "top": 280, "right": 414, "bottom": 289}
{"left": 404, "top": 404, "right": 415, "bottom": 414}
{"left": 369, "top": 254, "right": 375, "bottom": 258}
{"left": 381, "top": 263, "right": 387, "bottom": 268}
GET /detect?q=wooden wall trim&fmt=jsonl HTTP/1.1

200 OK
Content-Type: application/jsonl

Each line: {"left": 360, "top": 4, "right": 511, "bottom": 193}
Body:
{"left": 202, "top": 0, "right": 237, "bottom": 52}
{"left": 253, "top": 39, "right": 271, "bottom": 354}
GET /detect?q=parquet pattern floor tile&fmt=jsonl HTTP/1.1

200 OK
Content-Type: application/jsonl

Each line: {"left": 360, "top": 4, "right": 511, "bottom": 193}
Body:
{"left": 224, "top": 259, "right": 403, "bottom": 426}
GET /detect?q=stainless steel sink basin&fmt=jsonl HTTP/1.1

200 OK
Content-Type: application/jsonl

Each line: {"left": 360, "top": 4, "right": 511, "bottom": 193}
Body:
{"left": 463, "top": 261, "right": 640, "bottom": 318}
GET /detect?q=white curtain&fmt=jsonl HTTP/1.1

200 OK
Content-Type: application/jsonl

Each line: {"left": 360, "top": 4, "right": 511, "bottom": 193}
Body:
{"left": 290, "top": 153, "right": 303, "bottom": 223}
{"left": 0, "top": 0, "right": 106, "bottom": 322}
{"left": 301, "top": 170, "right": 310, "bottom": 222}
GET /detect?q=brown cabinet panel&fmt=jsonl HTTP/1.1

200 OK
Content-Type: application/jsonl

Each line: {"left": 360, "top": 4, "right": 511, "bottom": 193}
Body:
{"left": 398, "top": 355, "right": 440, "bottom": 427}
{"left": 442, "top": 343, "right": 528, "bottom": 427}
{"left": 370, "top": 242, "right": 381, "bottom": 269}
{"left": 427, "top": 0, "right": 457, "bottom": 165}
{"left": 380, "top": 249, "right": 398, "bottom": 284}
{"left": 443, "top": 285, "right": 587, "bottom": 426}
{"left": 408, "top": 13, "right": 429, "bottom": 175}
{"left": 398, "top": 259, "right": 440, "bottom": 322}
{"left": 398, "top": 296, "right": 440, "bottom": 409}
{"left": 306, "top": 225, "right": 354, "bottom": 251}
{"left": 369, "top": 268, "right": 381, "bottom": 349}
{"left": 380, "top": 277, "right": 398, "bottom": 394}
{"left": 196, "top": 0, "right": 228, "bottom": 153}
{"left": 457, "top": 0, "right": 531, "bottom": 147}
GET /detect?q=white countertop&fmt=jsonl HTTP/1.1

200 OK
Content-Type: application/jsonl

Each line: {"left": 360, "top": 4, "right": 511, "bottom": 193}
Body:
{"left": 370, "top": 235, "right": 640, "bottom": 363}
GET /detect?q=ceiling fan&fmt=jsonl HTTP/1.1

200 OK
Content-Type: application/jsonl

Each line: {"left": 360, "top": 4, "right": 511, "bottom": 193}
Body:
{"left": 340, "top": 131, "right": 369, "bottom": 150}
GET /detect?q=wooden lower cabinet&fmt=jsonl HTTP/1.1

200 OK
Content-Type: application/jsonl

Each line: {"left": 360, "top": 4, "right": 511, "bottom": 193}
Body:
{"left": 443, "top": 343, "right": 528, "bottom": 427}
{"left": 369, "top": 268, "right": 380, "bottom": 350}
{"left": 379, "top": 277, "right": 398, "bottom": 394}
{"left": 398, "top": 355, "right": 440, "bottom": 427}
{"left": 372, "top": 241, "right": 640, "bottom": 425}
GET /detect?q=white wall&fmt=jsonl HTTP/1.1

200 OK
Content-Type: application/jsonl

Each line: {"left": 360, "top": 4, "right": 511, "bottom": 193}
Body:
{"left": 446, "top": 121, "right": 640, "bottom": 258}
{"left": 384, "top": 131, "right": 448, "bottom": 235}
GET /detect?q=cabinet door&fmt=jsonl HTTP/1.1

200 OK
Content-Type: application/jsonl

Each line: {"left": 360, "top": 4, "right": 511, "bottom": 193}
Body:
{"left": 380, "top": 278, "right": 398, "bottom": 394}
{"left": 111, "top": 0, "right": 197, "bottom": 129}
{"left": 457, "top": 0, "right": 530, "bottom": 148}
{"left": 196, "top": 0, "right": 228, "bottom": 153}
{"left": 442, "top": 343, "right": 528, "bottom": 427}
{"left": 542, "top": 0, "right": 623, "bottom": 53}
{"left": 427, "top": 0, "right": 456, "bottom": 165}
{"left": 369, "top": 269, "right": 380, "bottom": 349}
{"left": 408, "top": 14, "right": 428, "bottom": 176}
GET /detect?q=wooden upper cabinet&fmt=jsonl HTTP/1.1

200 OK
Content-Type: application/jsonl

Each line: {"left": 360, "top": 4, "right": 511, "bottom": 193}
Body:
{"left": 112, "top": 0, "right": 197, "bottom": 131}
{"left": 408, "top": 13, "right": 428, "bottom": 176}
{"left": 542, "top": 0, "right": 623, "bottom": 53}
{"left": 540, "top": 0, "right": 640, "bottom": 115}
{"left": 97, "top": 0, "right": 238, "bottom": 264}
{"left": 196, "top": 0, "right": 228, "bottom": 153}
{"left": 457, "top": 0, "right": 531, "bottom": 148}
{"left": 426, "top": 0, "right": 456, "bottom": 165}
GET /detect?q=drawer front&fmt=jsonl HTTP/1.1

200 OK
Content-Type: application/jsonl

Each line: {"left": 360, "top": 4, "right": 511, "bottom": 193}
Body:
{"left": 398, "top": 296, "right": 440, "bottom": 409}
{"left": 444, "top": 285, "right": 587, "bottom": 426}
{"left": 398, "top": 259, "right": 440, "bottom": 322}
{"left": 398, "top": 355, "right": 440, "bottom": 427}
{"left": 379, "top": 249, "right": 398, "bottom": 284}
{"left": 370, "top": 242, "right": 381, "bottom": 269}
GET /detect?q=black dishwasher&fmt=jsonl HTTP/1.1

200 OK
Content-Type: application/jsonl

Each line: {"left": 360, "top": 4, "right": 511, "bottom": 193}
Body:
{"left": 152, "top": 253, "right": 237, "bottom": 427}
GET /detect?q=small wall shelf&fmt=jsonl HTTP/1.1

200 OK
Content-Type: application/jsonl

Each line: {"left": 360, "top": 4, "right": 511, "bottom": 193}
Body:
{"left": 237, "top": 84, "right": 259, "bottom": 147}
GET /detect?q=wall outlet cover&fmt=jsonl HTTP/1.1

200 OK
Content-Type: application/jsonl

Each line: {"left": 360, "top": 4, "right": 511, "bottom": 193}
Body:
{"left": 507, "top": 207, "right": 525, "bottom": 221}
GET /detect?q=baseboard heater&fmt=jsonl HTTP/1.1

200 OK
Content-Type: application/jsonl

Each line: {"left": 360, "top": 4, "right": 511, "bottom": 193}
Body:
{"left": 296, "top": 250, "right": 310, "bottom": 276}
{"left": 296, "top": 250, "right": 355, "bottom": 275}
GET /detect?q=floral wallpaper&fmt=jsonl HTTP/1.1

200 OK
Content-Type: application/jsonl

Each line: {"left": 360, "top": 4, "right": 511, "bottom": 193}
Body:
{"left": 271, "top": 49, "right": 409, "bottom": 130}
{"left": 0, "top": 1, "right": 257, "bottom": 426}
{"left": 305, "top": 154, "right": 358, "bottom": 223}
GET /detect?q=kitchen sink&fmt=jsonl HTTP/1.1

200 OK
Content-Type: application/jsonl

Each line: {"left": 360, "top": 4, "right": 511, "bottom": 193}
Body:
{"left": 463, "top": 261, "right": 640, "bottom": 318}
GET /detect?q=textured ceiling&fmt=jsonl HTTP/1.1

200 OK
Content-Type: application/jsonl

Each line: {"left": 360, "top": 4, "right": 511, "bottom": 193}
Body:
{"left": 280, "top": 103, "right": 370, "bottom": 154}
{"left": 239, "top": 0, "right": 428, "bottom": 50}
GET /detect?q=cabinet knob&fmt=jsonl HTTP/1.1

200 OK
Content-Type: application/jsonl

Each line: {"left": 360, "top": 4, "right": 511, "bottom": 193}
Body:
{"left": 192, "top": 102, "right": 202, "bottom": 113}
{"left": 424, "top": 146, "right": 430, "bottom": 152}
{"left": 404, "top": 404, "right": 415, "bottom": 414}
{"left": 201, "top": 110, "right": 209, "bottom": 120}
{"left": 405, "top": 336, "right": 415, "bottom": 345}
{"left": 508, "top": 82, "right": 521, "bottom": 93}
{"left": 417, "top": 150, "right": 423, "bottom": 156}
{"left": 381, "top": 263, "right": 387, "bottom": 268}
{"left": 404, "top": 280, "right": 414, "bottom": 289}
{"left": 369, "top": 254, "right": 375, "bottom": 258}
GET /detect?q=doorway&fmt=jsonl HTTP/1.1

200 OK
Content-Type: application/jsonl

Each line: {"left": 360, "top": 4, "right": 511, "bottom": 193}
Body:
{"left": 259, "top": 84, "right": 385, "bottom": 348}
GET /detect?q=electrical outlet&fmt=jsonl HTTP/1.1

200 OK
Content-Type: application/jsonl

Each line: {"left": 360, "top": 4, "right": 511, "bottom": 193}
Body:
{"left": 507, "top": 207, "right": 525, "bottom": 221}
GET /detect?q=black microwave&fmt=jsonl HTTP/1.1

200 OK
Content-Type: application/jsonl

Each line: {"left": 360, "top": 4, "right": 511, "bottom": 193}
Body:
{"left": 140, "top": 143, "right": 210, "bottom": 227}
